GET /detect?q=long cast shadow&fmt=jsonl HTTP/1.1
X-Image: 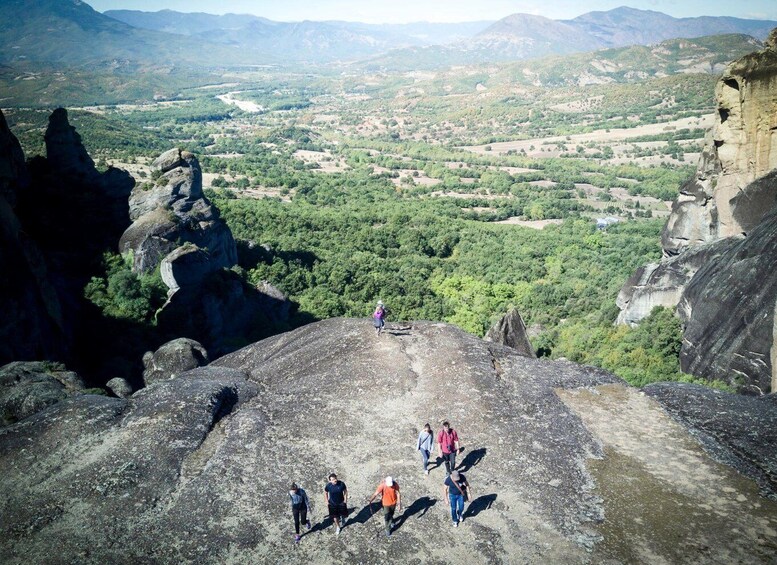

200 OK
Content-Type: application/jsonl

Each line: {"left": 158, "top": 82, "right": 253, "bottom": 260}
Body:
{"left": 463, "top": 493, "right": 497, "bottom": 519}
{"left": 458, "top": 447, "right": 486, "bottom": 472}
{"left": 393, "top": 496, "right": 436, "bottom": 531}
{"left": 349, "top": 501, "right": 382, "bottom": 526}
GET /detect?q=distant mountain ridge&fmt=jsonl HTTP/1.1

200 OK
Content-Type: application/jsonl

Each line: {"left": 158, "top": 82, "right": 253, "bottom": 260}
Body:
{"left": 1, "top": 1, "right": 775, "bottom": 68}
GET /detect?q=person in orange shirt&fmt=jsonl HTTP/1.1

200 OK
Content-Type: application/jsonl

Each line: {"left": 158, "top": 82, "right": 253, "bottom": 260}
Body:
{"left": 368, "top": 476, "right": 401, "bottom": 537}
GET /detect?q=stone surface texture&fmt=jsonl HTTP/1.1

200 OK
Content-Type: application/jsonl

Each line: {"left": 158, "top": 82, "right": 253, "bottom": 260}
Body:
{"left": 119, "top": 148, "right": 237, "bottom": 274}
{"left": 142, "top": 338, "right": 210, "bottom": 386}
{"left": 484, "top": 308, "right": 536, "bottom": 357}
{"left": 0, "top": 361, "right": 84, "bottom": 427}
{"left": 0, "top": 319, "right": 775, "bottom": 564}
{"left": 678, "top": 207, "right": 777, "bottom": 393}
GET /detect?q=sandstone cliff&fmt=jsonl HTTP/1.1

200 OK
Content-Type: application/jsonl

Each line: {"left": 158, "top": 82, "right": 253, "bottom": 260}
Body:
{"left": 616, "top": 34, "right": 777, "bottom": 391}
{"left": 663, "top": 30, "right": 777, "bottom": 254}
{"left": 0, "top": 320, "right": 775, "bottom": 564}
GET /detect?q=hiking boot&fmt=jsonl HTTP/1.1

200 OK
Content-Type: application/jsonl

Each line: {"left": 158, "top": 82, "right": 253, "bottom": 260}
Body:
{"left": 305, "top": 520, "right": 312, "bottom": 530}
{"left": 453, "top": 521, "right": 458, "bottom": 527}
{"left": 424, "top": 469, "right": 429, "bottom": 476}
{"left": 385, "top": 530, "right": 391, "bottom": 537}
{"left": 335, "top": 526, "right": 341, "bottom": 536}
{"left": 294, "top": 534, "right": 301, "bottom": 543}
{"left": 458, "top": 513, "right": 463, "bottom": 523}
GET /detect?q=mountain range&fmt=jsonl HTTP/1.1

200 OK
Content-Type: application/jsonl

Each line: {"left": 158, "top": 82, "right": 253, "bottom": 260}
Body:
{"left": 1, "top": 1, "right": 775, "bottom": 68}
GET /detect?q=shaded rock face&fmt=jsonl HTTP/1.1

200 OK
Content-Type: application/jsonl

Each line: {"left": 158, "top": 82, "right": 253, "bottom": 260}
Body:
{"left": 678, "top": 207, "right": 777, "bottom": 393}
{"left": 142, "top": 337, "right": 209, "bottom": 386}
{"left": 0, "top": 361, "right": 84, "bottom": 427}
{"left": 615, "top": 239, "right": 736, "bottom": 326}
{"left": 663, "top": 38, "right": 777, "bottom": 255}
{"left": 1, "top": 319, "right": 775, "bottom": 564}
{"left": 484, "top": 308, "right": 536, "bottom": 357}
{"left": 0, "top": 110, "right": 67, "bottom": 365}
{"left": 156, "top": 269, "right": 287, "bottom": 357}
{"left": 119, "top": 148, "right": 237, "bottom": 274}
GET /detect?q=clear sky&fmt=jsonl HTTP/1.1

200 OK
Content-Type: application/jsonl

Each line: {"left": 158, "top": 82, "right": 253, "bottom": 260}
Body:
{"left": 87, "top": 0, "right": 777, "bottom": 24}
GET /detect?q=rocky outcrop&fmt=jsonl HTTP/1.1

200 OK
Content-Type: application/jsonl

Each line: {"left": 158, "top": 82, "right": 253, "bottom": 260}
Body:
{"left": 0, "top": 110, "right": 67, "bottom": 365}
{"left": 677, "top": 207, "right": 777, "bottom": 393}
{"left": 156, "top": 269, "right": 288, "bottom": 357}
{"left": 106, "top": 377, "right": 133, "bottom": 398}
{"left": 615, "top": 239, "right": 736, "bottom": 326}
{"left": 484, "top": 308, "right": 536, "bottom": 357}
{"left": 142, "top": 338, "right": 209, "bottom": 386}
{"left": 617, "top": 36, "right": 777, "bottom": 391}
{"left": 663, "top": 36, "right": 777, "bottom": 255}
{"left": 119, "top": 148, "right": 237, "bottom": 274}
{"left": 0, "top": 361, "right": 84, "bottom": 427}
{"left": 1, "top": 319, "right": 775, "bottom": 564}
{"left": 644, "top": 382, "right": 777, "bottom": 499}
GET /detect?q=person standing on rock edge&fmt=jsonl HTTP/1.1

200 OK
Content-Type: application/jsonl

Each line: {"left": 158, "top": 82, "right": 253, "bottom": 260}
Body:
{"left": 368, "top": 476, "right": 401, "bottom": 537}
{"left": 443, "top": 470, "right": 471, "bottom": 527}
{"left": 288, "top": 483, "right": 312, "bottom": 543}
{"left": 437, "top": 421, "right": 460, "bottom": 475}
{"left": 373, "top": 301, "right": 386, "bottom": 335}
{"left": 324, "top": 473, "right": 349, "bottom": 535}
{"left": 417, "top": 423, "right": 435, "bottom": 475}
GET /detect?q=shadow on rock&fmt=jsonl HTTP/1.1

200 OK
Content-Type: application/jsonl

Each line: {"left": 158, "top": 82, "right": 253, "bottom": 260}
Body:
{"left": 394, "top": 496, "right": 436, "bottom": 530}
{"left": 458, "top": 447, "right": 486, "bottom": 472}
{"left": 464, "top": 494, "right": 497, "bottom": 519}
{"left": 348, "top": 501, "right": 381, "bottom": 526}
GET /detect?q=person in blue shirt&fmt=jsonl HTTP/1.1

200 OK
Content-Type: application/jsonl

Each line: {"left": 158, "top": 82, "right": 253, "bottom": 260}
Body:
{"left": 324, "top": 473, "right": 349, "bottom": 534}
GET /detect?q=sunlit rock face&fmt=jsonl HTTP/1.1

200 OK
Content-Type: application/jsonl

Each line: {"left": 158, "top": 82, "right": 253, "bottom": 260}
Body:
{"left": 0, "top": 320, "right": 775, "bottom": 564}
{"left": 119, "top": 148, "right": 237, "bottom": 274}
{"left": 663, "top": 32, "right": 777, "bottom": 255}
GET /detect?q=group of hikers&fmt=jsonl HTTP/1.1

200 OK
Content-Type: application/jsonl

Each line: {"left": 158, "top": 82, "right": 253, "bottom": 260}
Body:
{"left": 288, "top": 421, "right": 473, "bottom": 543}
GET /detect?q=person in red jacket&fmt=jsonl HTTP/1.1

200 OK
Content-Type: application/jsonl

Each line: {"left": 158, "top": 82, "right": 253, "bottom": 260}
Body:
{"left": 437, "top": 421, "right": 460, "bottom": 475}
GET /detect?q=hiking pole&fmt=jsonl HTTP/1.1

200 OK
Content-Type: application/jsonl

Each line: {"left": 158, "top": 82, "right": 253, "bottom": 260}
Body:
{"left": 367, "top": 498, "right": 382, "bottom": 540}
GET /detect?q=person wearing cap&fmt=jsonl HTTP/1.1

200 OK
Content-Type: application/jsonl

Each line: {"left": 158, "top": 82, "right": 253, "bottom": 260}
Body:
{"left": 373, "top": 301, "right": 387, "bottom": 335}
{"left": 288, "top": 482, "right": 312, "bottom": 543}
{"left": 443, "top": 470, "right": 471, "bottom": 527}
{"left": 368, "top": 476, "right": 401, "bottom": 537}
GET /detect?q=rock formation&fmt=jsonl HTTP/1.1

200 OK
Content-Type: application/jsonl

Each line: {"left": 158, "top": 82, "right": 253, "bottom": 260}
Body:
{"left": 142, "top": 337, "right": 209, "bottom": 386}
{"left": 615, "top": 239, "right": 736, "bottom": 326}
{"left": 119, "top": 148, "right": 237, "bottom": 274}
{"left": 662, "top": 31, "right": 777, "bottom": 255}
{"left": 484, "top": 308, "right": 536, "bottom": 357}
{"left": 616, "top": 35, "right": 777, "bottom": 391}
{"left": 0, "top": 361, "right": 84, "bottom": 427}
{"left": 677, "top": 206, "right": 777, "bottom": 393}
{"left": 0, "top": 320, "right": 775, "bottom": 563}
{"left": 0, "top": 110, "right": 67, "bottom": 365}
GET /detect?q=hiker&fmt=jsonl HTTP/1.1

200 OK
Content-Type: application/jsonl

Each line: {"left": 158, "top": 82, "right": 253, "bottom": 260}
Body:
{"left": 373, "top": 301, "right": 386, "bottom": 335}
{"left": 443, "top": 470, "right": 472, "bottom": 527}
{"left": 437, "top": 421, "right": 460, "bottom": 475}
{"left": 368, "top": 476, "right": 401, "bottom": 537}
{"left": 288, "top": 482, "right": 312, "bottom": 543}
{"left": 417, "top": 423, "right": 435, "bottom": 475}
{"left": 324, "top": 473, "right": 349, "bottom": 535}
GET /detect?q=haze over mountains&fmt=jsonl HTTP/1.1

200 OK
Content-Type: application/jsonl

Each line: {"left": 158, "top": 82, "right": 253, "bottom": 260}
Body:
{"left": 2, "top": 0, "right": 776, "bottom": 67}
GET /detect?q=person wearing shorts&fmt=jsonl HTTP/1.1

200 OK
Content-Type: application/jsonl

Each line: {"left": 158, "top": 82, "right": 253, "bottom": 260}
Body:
{"left": 324, "top": 473, "right": 348, "bottom": 534}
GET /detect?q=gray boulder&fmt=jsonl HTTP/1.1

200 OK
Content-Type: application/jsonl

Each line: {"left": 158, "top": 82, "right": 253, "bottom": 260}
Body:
{"left": 142, "top": 338, "right": 209, "bottom": 386}
{"left": 160, "top": 244, "right": 217, "bottom": 293}
{"left": 106, "top": 377, "right": 134, "bottom": 398}
{"left": 484, "top": 308, "right": 536, "bottom": 357}
{"left": 0, "top": 361, "right": 84, "bottom": 427}
{"left": 678, "top": 206, "right": 777, "bottom": 393}
{"left": 119, "top": 148, "right": 237, "bottom": 274}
